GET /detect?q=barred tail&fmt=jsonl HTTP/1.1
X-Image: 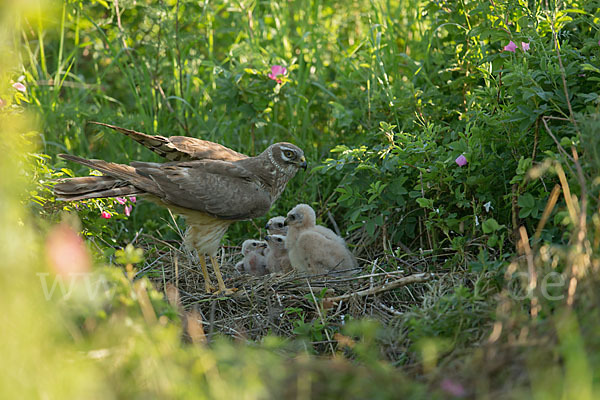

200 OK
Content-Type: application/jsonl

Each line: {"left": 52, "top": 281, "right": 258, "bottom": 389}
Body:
{"left": 88, "top": 121, "right": 181, "bottom": 160}
{"left": 53, "top": 176, "right": 141, "bottom": 201}
{"left": 54, "top": 154, "right": 155, "bottom": 201}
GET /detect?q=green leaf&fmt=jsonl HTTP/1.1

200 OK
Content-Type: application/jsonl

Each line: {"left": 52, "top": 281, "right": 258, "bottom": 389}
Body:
{"left": 518, "top": 193, "right": 535, "bottom": 209}
{"left": 482, "top": 218, "right": 503, "bottom": 234}
{"left": 416, "top": 198, "right": 434, "bottom": 208}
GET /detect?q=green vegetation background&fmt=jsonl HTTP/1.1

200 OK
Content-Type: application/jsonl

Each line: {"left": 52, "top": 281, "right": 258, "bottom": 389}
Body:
{"left": 1, "top": 0, "right": 600, "bottom": 398}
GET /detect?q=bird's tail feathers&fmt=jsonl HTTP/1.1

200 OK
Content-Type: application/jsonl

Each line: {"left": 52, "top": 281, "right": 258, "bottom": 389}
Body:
{"left": 57, "top": 154, "right": 157, "bottom": 199}
{"left": 53, "top": 176, "right": 141, "bottom": 201}
{"left": 88, "top": 121, "right": 178, "bottom": 159}
{"left": 59, "top": 154, "right": 134, "bottom": 176}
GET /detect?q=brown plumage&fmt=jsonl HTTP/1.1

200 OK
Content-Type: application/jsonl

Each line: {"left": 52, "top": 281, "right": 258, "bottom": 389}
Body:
{"left": 88, "top": 121, "right": 247, "bottom": 162}
{"left": 235, "top": 240, "right": 268, "bottom": 276}
{"left": 265, "top": 216, "right": 287, "bottom": 235}
{"left": 54, "top": 123, "right": 307, "bottom": 294}
{"left": 284, "top": 204, "right": 358, "bottom": 276}
{"left": 265, "top": 234, "right": 292, "bottom": 273}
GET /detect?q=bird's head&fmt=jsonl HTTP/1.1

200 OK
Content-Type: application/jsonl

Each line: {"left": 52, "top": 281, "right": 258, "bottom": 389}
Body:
{"left": 265, "top": 234, "right": 286, "bottom": 249}
{"left": 265, "top": 215, "right": 287, "bottom": 235}
{"left": 241, "top": 239, "right": 267, "bottom": 256}
{"left": 266, "top": 143, "right": 307, "bottom": 176}
{"left": 284, "top": 204, "right": 316, "bottom": 229}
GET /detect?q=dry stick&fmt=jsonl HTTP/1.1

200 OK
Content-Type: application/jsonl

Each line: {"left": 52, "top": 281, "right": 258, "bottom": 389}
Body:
{"left": 570, "top": 146, "right": 589, "bottom": 250}
{"left": 186, "top": 308, "right": 207, "bottom": 344}
{"left": 532, "top": 117, "right": 539, "bottom": 161}
{"left": 518, "top": 227, "right": 539, "bottom": 318}
{"left": 325, "top": 273, "right": 432, "bottom": 302}
{"left": 554, "top": 163, "right": 578, "bottom": 226}
{"left": 534, "top": 184, "right": 561, "bottom": 244}
{"left": 327, "top": 210, "right": 342, "bottom": 237}
{"left": 306, "top": 280, "right": 336, "bottom": 356}
{"left": 511, "top": 183, "right": 519, "bottom": 243}
{"left": 135, "top": 281, "right": 158, "bottom": 324}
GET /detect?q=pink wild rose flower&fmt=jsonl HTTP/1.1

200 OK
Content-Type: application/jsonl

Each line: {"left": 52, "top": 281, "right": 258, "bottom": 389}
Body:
{"left": 100, "top": 211, "right": 112, "bottom": 219}
{"left": 455, "top": 154, "right": 467, "bottom": 167}
{"left": 128, "top": 196, "right": 137, "bottom": 203}
{"left": 268, "top": 65, "right": 288, "bottom": 83}
{"left": 12, "top": 82, "right": 26, "bottom": 93}
{"left": 115, "top": 197, "right": 127, "bottom": 205}
{"left": 503, "top": 41, "right": 517, "bottom": 52}
{"left": 521, "top": 42, "right": 530, "bottom": 51}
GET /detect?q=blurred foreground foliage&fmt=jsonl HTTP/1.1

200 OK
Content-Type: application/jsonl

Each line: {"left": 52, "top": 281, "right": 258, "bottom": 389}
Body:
{"left": 2, "top": 0, "right": 600, "bottom": 398}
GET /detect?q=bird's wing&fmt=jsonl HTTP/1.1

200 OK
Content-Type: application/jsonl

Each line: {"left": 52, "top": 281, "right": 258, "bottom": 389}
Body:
{"left": 134, "top": 159, "right": 271, "bottom": 220}
{"left": 89, "top": 121, "right": 248, "bottom": 162}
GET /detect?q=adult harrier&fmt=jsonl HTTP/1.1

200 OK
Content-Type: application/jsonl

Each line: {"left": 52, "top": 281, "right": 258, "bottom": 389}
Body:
{"left": 54, "top": 122, "right": 306, "bottom": 294}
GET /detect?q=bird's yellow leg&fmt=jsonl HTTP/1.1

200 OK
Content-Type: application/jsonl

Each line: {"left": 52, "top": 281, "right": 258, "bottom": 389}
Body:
{"left": 198, "top": 256, "right": 215, "bottom": 293}
{"left": 210, "top": 255, "right": 236, "bottom": 295}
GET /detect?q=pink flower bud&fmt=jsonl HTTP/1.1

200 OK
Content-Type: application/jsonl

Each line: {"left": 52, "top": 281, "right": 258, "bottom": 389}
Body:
{"left": 455, "top": 154, "right": 467, "bottom": 166}
{"left": 101, "top": 211, "right": 112, "bottom": 219}
{"left": 12, "top": 82, "right": 26, "bottom": 93}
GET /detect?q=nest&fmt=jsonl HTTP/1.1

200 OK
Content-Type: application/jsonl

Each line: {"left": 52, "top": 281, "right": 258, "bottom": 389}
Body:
{"left": 136, "top": 234, "right": 433, "bottom": 345}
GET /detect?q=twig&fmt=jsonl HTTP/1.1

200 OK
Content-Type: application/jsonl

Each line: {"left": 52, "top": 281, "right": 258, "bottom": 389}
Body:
{"left": 541, "top": 117, "right": 575, "bottom": 164}
{"left": 325, "top": 273, "right": 433, "bottom": 302}
{"left": 327, "top": 211, "right": 341, "bottom": 236}
{"left": 113, "top": 0, "right": 128, "bottom": 50}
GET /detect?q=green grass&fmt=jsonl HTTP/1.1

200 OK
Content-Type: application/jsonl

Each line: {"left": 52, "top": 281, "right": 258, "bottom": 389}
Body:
{"left": 2, "top": 0, "right": 600, "bottom": 398}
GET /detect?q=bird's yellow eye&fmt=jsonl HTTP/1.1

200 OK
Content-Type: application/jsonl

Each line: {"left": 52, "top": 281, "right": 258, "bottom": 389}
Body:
{"left": 283, "top": 150, "right": 294, "bottom": 159}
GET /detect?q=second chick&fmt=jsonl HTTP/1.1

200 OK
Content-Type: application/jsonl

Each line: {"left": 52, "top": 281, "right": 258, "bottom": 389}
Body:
{"left": 235, "top": 239, "right": 269, "bottom": 276}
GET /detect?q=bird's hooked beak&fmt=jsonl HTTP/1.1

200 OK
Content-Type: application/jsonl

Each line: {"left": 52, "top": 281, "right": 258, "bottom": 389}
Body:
{"left": 265, "top": 222, "right": 270, "bottom": 230}
{"left": 265, "top": 235, "right": 272, "bottom": 242}
{"left": 298, "top": 156, "right": 307, "bottom": 171}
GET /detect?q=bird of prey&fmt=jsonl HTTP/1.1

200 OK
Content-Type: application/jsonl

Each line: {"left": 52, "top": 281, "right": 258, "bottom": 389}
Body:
{"left": 235, "top": 239, "right": 268, "bottom": 276}
{"left": 264, "top": 234, "right": 292, "bottom": 273}
{"left": 265, "top": 215, "right": 287, "bottom": 235}
{"left": 54, "top": 122, "right": 307, "bottom": 294}
{"left": 284, "top": 204, "right": 357, "bottom": 276}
